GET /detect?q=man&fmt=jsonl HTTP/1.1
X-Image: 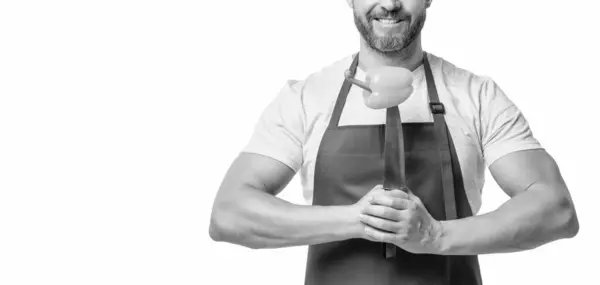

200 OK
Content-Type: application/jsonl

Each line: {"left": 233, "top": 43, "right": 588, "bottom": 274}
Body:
{"left": 209, "top": 0, "right": 579, "bottom": 284}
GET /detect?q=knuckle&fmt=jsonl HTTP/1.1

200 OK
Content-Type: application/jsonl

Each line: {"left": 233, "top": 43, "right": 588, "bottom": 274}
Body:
{"left": 395, "top": 227, "right": 404, "bottom": 235}
{"left": 413, "top": 197, "right": 423, "bottom": 205}
{"left": 405, "top": 212, "right": 415, "bottom": 222}
{"left": 381, "top": 207, "right": 392, "bottom": 217}
{"left": 383, "top": 196, "right": 393, "bottom": 204}
{"left": 365, "top": 228, "right": 375, "bottom": 238}
{"left": 392, "top": 222, "right": 403, "bottom": 233}
{"left": 399, "top": 200, "right": 408, "bottom": 209}
{"left": 376, "top": 206, "right": 387, "bottom": 216}
{"left": 400, "top": 222, "right": 410, "bottom": 233}
{"left": 366, "top": 229, "right": 375, "bottom": 238}
{"left": 391, "top": 199, "right": 402, "bottom": 209}
{"left": 394, "top": 211, "right": 403, "bottom": 221}
{"left": 362, "top": 215, "right": 372, "bottom": 223}
{"left": 408, "top": 201, "right": 418, "bottom": 211}
{"left": 383, "top": 220, "right": 392, "bottom": 229}
{"left": 361, "top": 227, "right": 369, "bottom": 238}
{"left": 396, "top": 234, "right": 408, "bottom": 243}
{"left": 385, "top": 220, "right": 396, "bottom": 230}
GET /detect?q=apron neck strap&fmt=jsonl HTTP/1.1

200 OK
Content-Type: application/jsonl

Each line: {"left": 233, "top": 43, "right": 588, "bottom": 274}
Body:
{"left": 328, "top": 53, "right": 360, "bottom": 129}
{"left": 423, "top": 52, "right": 446, "bottom": 115}
{"left": 424, "top": 52, "right": 458, "bottom": 221}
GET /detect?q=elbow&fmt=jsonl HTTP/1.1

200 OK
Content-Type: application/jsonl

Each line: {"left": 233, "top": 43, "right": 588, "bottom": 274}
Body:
{"left": 208, "top": 203, "right": 238, "bottom": 242}
{"left": 208, "top": 202, "right": 261, "bottom": 249}
{"left": 208, "top": 214, "right": 225, "bottom": 242}
{"left": 555, "top": 196, "right": 579, "bottom": 239}
{"left": 563, "top": 208, "right": 579, "bottom": 238}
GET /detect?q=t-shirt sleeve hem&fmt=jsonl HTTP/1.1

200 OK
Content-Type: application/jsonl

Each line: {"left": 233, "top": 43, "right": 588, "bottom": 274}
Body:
{"left": 484, "top": 143, "right": 544, "bottom": 168}
{"left": 240, "top": 148, "right": 302, "bottom": 173}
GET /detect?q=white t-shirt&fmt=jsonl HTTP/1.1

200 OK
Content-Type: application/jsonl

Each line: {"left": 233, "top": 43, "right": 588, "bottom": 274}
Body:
{"left": 241, "top": 52, "right": 542, "bottom": 214}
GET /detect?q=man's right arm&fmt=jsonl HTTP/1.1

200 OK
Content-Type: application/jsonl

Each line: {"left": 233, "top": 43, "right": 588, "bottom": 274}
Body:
{"left": 208, "top": 152, "right": 361, "bottom": 249}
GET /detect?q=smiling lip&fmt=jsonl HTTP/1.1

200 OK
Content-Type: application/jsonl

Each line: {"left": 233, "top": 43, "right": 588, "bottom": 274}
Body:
{"left": 372, "top": 17, "right": 405, "bottom": 28}
{"left": 372, "top": 15, "right": 406, "bottom": 24}
{"left": 375, "top": 18, "right": 402, "bottom": 24}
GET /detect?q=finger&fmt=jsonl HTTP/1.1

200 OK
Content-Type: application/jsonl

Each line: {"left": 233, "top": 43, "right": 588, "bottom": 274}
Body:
{"left": 402, "top": 188, "right": 423, "bottom": 201}
{"left": 395, "top": 221, "right": 413, "bottom": 235}
{"left": 387, "top": 189, "right": 409, "bottom": 199}
{"left": 399, "top": 185, "right": 411, "bottom": 192}
{"left": 368, "top": 185, "right": 385, "bottom": 196}
{"left": 362, "top": 205, "right": 402, "bottom": 221}
{"left": 363, "top": 225, "right": 397, "bottom": 243}
{"left": 370, "top": 196, "right": 412, "bottom": 210}
{"left": 395, "top": 209, "right": 414, "bottom": 222}
{"left": 360, "top": 214, "right": 401, "bottom": 232}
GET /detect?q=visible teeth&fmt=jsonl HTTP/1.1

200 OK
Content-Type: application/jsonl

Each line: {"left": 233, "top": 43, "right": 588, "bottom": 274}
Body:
{"left": 377, "top": 18, "right": 400, "bottom": 24}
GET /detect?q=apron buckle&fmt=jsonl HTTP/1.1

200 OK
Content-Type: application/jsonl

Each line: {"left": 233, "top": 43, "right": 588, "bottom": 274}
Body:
{"left": 430, "top": 102, "right": 446, "bottom": 115}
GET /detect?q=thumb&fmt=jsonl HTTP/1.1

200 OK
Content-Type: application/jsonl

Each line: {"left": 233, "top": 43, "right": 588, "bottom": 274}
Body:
{"left": 405, "top": 189, "right": 424, "bottom": 204}
{"left": 398, "top": 185, "right": 411, "bottom": 193}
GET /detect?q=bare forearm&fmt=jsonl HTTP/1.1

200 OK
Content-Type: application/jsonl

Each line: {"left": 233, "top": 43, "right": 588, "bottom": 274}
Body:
{"left": 209, "top": 188, "right": 357, "bottom": 249}
{"left": 438, "top": 184, "right": 578, "bottom": 255}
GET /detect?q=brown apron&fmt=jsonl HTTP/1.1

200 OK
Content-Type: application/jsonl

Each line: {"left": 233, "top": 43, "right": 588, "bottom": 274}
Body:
{"left": 304, "top": 53, "right": 483, "bottom": 285}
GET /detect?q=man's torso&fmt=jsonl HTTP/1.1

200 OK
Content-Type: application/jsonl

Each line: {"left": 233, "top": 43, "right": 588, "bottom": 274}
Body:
{"left": 298, "top": 53, "right": 487, "bottom": 213}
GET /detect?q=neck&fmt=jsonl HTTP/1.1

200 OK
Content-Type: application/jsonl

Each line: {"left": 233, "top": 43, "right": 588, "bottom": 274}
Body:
{"left": 358, "top": 35, "right": 424, "bottom": 73}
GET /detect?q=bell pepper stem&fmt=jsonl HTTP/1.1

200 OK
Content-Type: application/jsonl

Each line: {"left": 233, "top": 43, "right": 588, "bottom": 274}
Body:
{"left": 344, "top": 70, "right": 372, "bottom": 92}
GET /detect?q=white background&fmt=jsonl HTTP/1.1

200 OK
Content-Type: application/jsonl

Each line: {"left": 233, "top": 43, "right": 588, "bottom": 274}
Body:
{"left": 0, "top": 0, "right": 598, "bottom": 284}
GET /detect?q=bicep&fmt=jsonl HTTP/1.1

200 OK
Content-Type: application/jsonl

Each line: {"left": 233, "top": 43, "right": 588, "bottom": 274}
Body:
{"left": 477, "top": 78, "right": 560, "bottom": 196}
{"left": 215, "top": 80, "right": 305, "bottom": 202}
{"left": 216, "top": 153, "right": 296, "bottom": 202}
{"left": 489, "top": 149, "right": 566, "bottom": 198}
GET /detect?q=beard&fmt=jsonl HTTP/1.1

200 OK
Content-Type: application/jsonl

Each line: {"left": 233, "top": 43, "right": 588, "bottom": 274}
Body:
{"left": 353, "top": 8, "right": 426, "bottom": 55}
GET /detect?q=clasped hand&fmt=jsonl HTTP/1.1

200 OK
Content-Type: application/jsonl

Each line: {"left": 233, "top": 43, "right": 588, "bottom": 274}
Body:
{"left": 352, "top": 185, "right": 443, "bottom": 254}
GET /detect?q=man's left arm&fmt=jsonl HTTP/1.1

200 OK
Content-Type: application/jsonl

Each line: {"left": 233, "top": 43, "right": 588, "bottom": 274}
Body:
{"left": 438, "top": 148, "right": 579, "bottom": 255}
{"left": 437, "top": 77, "right": 579, "bottom": 255}
{"left": 359, "top": 78, "right": 579, "bottom": 255}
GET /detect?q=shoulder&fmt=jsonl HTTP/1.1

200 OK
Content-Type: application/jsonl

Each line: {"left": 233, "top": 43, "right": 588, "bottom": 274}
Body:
{"left": 425, "top": 53, "right": 507, "bottom": 121}
{"left": 427, "top": 53, "right": 495, "bottom": 97}
{"left": 304, "top": 54, "right": 354, "bottom": 87}
{"left": 260, "top": 54, "right": 356, "bottom": 132}
{"left": 300, "top": 54, "right": 355, "bottom": 105}
{"left": 269, "top": 54, "right": 354, "bottom": 123}
{"left": 274, "top": 54, "right": 354, "bottom": 104}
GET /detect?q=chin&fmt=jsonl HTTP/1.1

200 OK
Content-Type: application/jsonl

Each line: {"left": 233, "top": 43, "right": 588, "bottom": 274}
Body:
{"left": 371, "top": 38, "right": 406, "bottom": 53}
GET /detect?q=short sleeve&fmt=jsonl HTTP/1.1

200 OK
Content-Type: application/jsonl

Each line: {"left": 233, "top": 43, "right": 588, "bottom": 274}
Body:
{"left": 241, "top": 80, "right": 306, "bottom": 172}
{"left": 479, "top": 78, "right": 543, "bottom": 167}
